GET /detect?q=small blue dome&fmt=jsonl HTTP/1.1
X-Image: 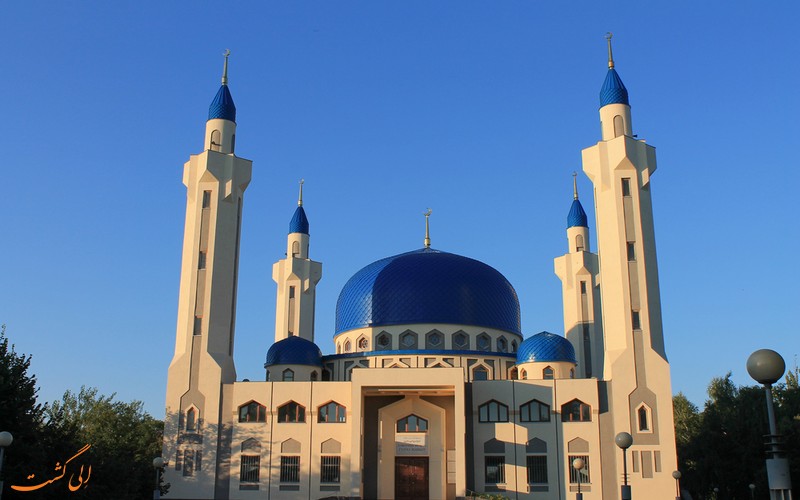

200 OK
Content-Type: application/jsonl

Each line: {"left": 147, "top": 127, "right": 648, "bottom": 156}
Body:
{"left": 335, "top": 248, "right": 521, "bottom": 335}
{"left": 265, "top": 336, "right": 323, "bottom": 367}
{"left": 289, "top": 206, "right": 309, "bottom": 234}
{"left": 208, "top": 85, "right": 236, "bottom": 122}
{"left": 517, "top": 332, "right": 576, "bottom": 364}
{"left": 567, "top": 199, "right": 588, "bottom": 228}
{"left": 599, "top": 68, "right": 629, "bottom": 107}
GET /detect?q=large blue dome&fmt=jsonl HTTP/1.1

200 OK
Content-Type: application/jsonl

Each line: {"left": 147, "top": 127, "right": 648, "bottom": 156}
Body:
{"left": 335, "top": 248, "right": 521, "bottom": 335}
{"left": 264, "top": 336, "right": 323, "bottom": 367}
{"left": 517, "top": 331, "right": 576, "bottom": 364}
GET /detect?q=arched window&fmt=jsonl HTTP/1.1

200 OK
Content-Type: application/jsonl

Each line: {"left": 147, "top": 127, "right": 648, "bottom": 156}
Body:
{"left": 576, "top": 234, "right": 585, "bottom": 252}
{"left": 277, "top": 401, "right": 306, "bottom": 423}
{"left": 637, "top": 404, "right": 652, "bottom": 432}
{"left": 310, "top": 371, "right": 318, "bottom": 381}
{"left": 570, "top": 368, "right": 575, "bottom": 379}
{"left": 473, "top": 366, "right": 489, "bottom": 381}
{"left": 497, "top": 336, "right": 508, "bottom": 353}
{"left": 210, "top": 129, "right": 221, "bottom": 151}
{"left": 543, "top": 366, "right": 555, "bottom": 380}
{"left": 479, "top": 400, "right": 509, "bottom": 423}
{"left": 613, "top": 115, "right": 625, "bottom": 138}
{"left": 292, "top": 241, "right": 300, "bottom": 257}
{"left": 344, "top": 340, "right": 352, "bottom": 353}
{"left": 318, "top": 401, "right": 346, "bottom": 423}
{"left": 185, "top": 407, "right": 197, "bottom": 431}
{"left": 282, "top": 369, "right": 294, "bottom": 381}
{"left": 509, "top": 367, "right": 518, "bottom": 380}
{"left": 520, "top": 368, "right": 527, "bottom": 380}
{"left": 520, "top": 399, "right": 550, "bottom": 422}
{"left": 511, "top": 340, "right": 518, "bottom": 353}
{"left": 397, "top": 414, "right": 428, "bottom": 433}
{"left": 238, "top": 401, "right": 266, "bottom": 423}
{"left": 561, "top": 399, "right": 591, "bottom": 422}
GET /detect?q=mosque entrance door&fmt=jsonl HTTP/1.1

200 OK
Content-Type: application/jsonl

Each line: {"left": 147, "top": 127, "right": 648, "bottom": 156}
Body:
{"left": 395, "top": 457, "right": 429, "bottom": 500}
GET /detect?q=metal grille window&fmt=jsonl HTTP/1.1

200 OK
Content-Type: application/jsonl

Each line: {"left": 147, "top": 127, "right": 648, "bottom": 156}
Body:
{"left": 485, "top": 456, "right": 505, "bottom": 484}
{"left": 318, "top": 402, "right": 346, "bottom": 423}
{"left": 320, "top": 456, "right": 341, "bottom": 483}
{"left": 568, "top": 455, "right": 591, "bottom": 483}
{"left": 240, "top": 455, "right": 260, "bottom": 483}
{"left": 280, "top": 456, "right": 300, "bottom": 483}
{"left": 478, "top": 401, "right": 509, "bottom": 422}
{"left": 520, "top": 400, "right": 550, "bottom": 422}
{"left": 526, "top": 455, "right": 547, "bottom": 484}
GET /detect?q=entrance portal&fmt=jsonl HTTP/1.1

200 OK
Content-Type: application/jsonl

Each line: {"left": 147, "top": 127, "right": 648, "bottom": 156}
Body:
{"left": 395, "top": 457, "right": 429, "bottom": 500}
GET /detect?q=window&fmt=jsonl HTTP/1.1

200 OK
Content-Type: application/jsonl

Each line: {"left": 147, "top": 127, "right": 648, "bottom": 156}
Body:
{"left": 520, "top": 399, "right": 550, "bottom": 422}
{"left": 511, "top": 340, "right": 517, "bottom": 353}
{"left": 291, "top": 241, "right": 299, "bottom": 257}
{"left": 210, "top": 129, "right": 221, "bottom": 151}
{"left": 310, "top": 371, "right": 318, "bottom": 381}
{"left": 485, "top": 456, "right": 505, "bottom": 484}
{"left": 280, "top": 456, "right": 300, "bottom": 482}
{"left": 632, "top": 311, "right": 641, "bottom": 330}
{"left": 321, "top": 456, "right": 341, "bottom": 483}
{"left": 183, "top": 449, "right": 195, "bottom": 476}
{"left": 580, "top": 281, "right": 587, "bottom": 294}
{"left": 400, "top": 330, "right": 417, "bottom": 348}
{"left": 397, "top": 414, "right": 428, "bottom": 433}
{"left": 238, "top": 401, "right": 266, "bottom": 423}
{"left": 543, "top": 366, "right": 554, "bottom": 380}
{"left": 569, "top": 455, "right": 590, "bottom": 483}
{"left": 497, "top": 337, "right": 508, "bottom": 353}
{"left": 277, "top": 401, "right": 305, "bottom": 423}
{"left": 621, "top": 178, "right": 631, "bottom": 197}
{"left": 282, "top": 369, "right": 294, "bottom": 381}
{"left": 193, "top": 316, "right": 202, "bottom": 335}
{"left": 473, "top": 366, "right": 489, "bottom": 381}
{"left": 576, "top": 234, "right": 585, "bottom": 252}
{"left": 318, "top": 402, "right": 346, "bottom": 423}
{"left": 520, "top": 369, "right": 527, "bottom": 380}
{"left": 453, "top": 331, "right": 469, "bottom": 349}
{"left": 527, "top": 455, "right": 547, "bottom": 484}
{"left": 358, "top": 337, "right": 369, "bottom": 350}
{"left": 561, "top": 400, "right": 591, "bottom": 422}
{"left": 477, "top": 333, "right": 491, "bottom": 351}
{"left": 637, "top": 405, "right": 651, "bottom": 432}
{"left": 185, "top": 408, "right": 197, "bottom": 431}
{"left": 202, "top": 190, "right": 212, "bottom": 208}
{"left": 570, "top": 368, "right": 575, "bottom": 379}
{"left": 240, "top": 455, "right": 260, "bottom": 483}
{"left": 426, "top": 330, "right": 443, "bottom": 348}
{"left": 509, "top": 367, "right": 518, "bottom": 380}
{"left": 377, "top": 332, "right": 391, "bottom": 349}
{"left": 479, "top": 401, "right": 509, "bottom": 423}
{"left": 627, "top": 242, "right": 636, "bottom": 261}
{"left": 344, "top": 340, "right": 352, "bottom": 352}
{"left": 198, "top": 251, "right": 207, "bottom": 270}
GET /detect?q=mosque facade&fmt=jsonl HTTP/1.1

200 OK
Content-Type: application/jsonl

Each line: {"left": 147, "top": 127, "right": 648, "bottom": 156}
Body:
{"left": 162, "top": 42, "right": 679, "bottom": 500}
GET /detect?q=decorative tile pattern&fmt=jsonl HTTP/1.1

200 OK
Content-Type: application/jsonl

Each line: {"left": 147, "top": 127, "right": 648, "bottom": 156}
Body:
{"left": 599, "top": 68, "right": 629, "bottom": 107}
{"left": 289, "top": 206, "right": 309, "bottom": 234}
{"left": 208, "top": 85, "right": 237, "bottom": 122}
{"left": 567, "top": 199, "right": 588, "bottom": 228}
{"left": 265, "top": 336, "right": 323, "bottom": 367}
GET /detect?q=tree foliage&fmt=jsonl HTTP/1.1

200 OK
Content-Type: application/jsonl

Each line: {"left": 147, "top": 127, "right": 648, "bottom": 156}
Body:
{"left": 675, "top": 371, "right": 800, "bottom": 500}
{"left": 0, "top": 326, "right": 163, "bottom": 500}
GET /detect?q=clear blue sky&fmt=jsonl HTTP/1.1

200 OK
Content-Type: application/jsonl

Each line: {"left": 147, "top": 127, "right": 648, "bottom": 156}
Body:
{"left": 2, "top": 2, "right": 798, "bottom": 417}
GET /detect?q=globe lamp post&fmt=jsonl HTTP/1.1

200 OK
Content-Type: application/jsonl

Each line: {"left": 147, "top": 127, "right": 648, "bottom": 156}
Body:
{"left": 750, "top": 483, "right": 757, "bottom": 500}
{"left": 747, "top": 349, "right": 793, "bottom": 500}
{"left": 572, "top": 457, "right": 585, "bottom": 500}
{"left": 672, "top": 470, "right": 682, "bottom": 500}
{"left": 152, "top": 457, "right": 165, "bottom": 500}
{"left": 615, "top": 432, "right": 633, "bottom": 500}
{"left": 0, "top": 431, "right": 13, "bottom": 500}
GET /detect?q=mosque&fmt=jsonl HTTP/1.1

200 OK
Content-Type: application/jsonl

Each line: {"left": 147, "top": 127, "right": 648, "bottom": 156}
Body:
{"left": 162, "top": 39, "right": 679, "bottom": 500}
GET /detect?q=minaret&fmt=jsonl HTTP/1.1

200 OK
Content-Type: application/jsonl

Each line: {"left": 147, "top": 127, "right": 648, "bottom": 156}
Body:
{"left": 554, "top": 174, "right": 603, "bottom": 378}
{"left": 581, "top": 34, "right": 677, "bottom": 498}
{"left": 272, "top": 180, "right": 322, "bottom": 343}
{"left": 164, "top": 51, "right": 252, "bottom": 499}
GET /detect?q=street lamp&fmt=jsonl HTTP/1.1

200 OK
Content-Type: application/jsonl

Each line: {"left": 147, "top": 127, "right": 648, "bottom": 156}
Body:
{"left": 0, "top": 431, "right": 13, "bottom": 500}
{"left": 750, "top": 483, "right": 756, "bottom": 500}
{"left": 152, "top": 457, "right": 165, "bottom": 500}
{"left": 747, "top": 349, "right": 793, "bottom": 500}
{"left": 615, "top": 432, "right": 633, "bottom": 500}
{"left": 672, "top": 470, "right": 682, "bottom": 500}
{"left": 572, "top": 457, "right": 585, "bottom": 500}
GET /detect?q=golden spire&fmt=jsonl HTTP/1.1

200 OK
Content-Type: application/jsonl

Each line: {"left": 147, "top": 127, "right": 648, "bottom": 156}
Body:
{"left": 424, "top": 209, "right": 432, "bottom": 248}
{"left": 605, "top": 32, "right": 614, "bottom": 69}
{"left": 298, "top": 179, "right": 304, "bottom": 207}
{"left": 573, "top": 172, "right": 579, "bottom": 200}
{"left": 221, "top": 49, "right": 231, "bottom": 85}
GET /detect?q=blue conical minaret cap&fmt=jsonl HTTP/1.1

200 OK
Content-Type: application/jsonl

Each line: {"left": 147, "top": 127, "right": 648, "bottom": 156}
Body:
{"left": 209, "top": 85, "right": 236, "bottom": 122}
{"left": 599, "top": 68, "right": 629, "bottom": 107}
{"left": 289, "top": 206, "right": 309, "bottom": 234}
{"left": 208, "top": 50, "right": 236, "bottom": 122}
{"left": 567, "top": 199, "right": 588, "bottom": 228}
